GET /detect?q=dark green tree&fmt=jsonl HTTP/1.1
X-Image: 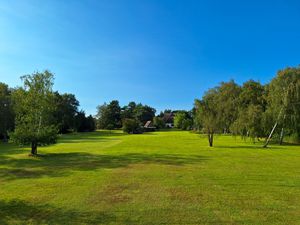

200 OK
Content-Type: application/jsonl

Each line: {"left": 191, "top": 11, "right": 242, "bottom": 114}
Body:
{"left": 121, "top": 101, "right": 137, "bottom": 120}
{"left": 122, "top": 118, "right": 141, "bottom": 134}
{"left": 0, "top": 82, "right": 14, "bottom": 142}
{"left": 153, "top": 116, "right": 165, "bottom": 129}
{"left": 134, "top": 104, "right": 156, "bottom": 125}
{"left": 74, "top": 111, "right": 96, "bottom": 132}
{"left": 54, "top": 92, "right": 79, "bottom": 133}
{"left": 96, "top": 100, "right": 121, "bottom": 129}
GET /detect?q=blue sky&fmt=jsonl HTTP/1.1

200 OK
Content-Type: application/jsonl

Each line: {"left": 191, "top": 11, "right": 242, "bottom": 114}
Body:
{"left": 0, "top": 0, "right": 300, "bottom": 115}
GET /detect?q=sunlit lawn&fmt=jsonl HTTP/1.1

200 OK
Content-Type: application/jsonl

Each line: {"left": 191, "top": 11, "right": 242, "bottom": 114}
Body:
{"left": 0, "top": 130, "right": 299, "bottom": 225}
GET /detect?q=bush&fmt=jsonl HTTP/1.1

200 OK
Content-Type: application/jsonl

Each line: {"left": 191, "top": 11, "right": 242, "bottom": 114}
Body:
{"left": 153, "top": 117, "right": 165, "bottom": 129}
{"left": 122, "top": 119, "right": 142, "bottom": 134}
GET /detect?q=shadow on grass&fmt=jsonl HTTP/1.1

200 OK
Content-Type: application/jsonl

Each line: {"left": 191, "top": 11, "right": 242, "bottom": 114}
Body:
{"left": 0, "top": 199, "right": 115, "bottom": 225}
{"left": 0, "top": 152, "right": 209, "bottom": 181}
{"left": 57, "top": 130, "right": 126, "bottom": 143}
{"left": 215, "top": 145, "right": 284, "bottom": 150}
{"left": 280, "top": 142, "right": 300, "bottom": 146}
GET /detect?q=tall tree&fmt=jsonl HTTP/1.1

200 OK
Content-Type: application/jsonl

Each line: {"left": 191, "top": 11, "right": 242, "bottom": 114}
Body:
{"left": 195, "top": 88, "right": 222, "bottom": 147}
{"left": 153, "top": 116, "right": 165, "bottom": 129}
{"left": 121, "top": 101, "right": 137, "bottom": 120}
{"left": 11, "top": 71, "right": 58, "bottom": 155}
{"left": 266, "top": 66, "right": 300, "bottom": 143}
{"left": 134, "top": 104, "right": 156, "bottom": 125}
{"left": 54, "top": 92, "right": 79, "bottom": 133}
{"left": 231, "top": 80, "right": 267, "bottom": 140}
{"left": 216, "top": 80, "right": 241, "bottom": 133}
{"left": 174, "top": 111, "right": 193, "bottom": 130}
{"left": 0, "top": 82, "right": 14, "bottom": 141}
{"left": 96, "top": 100, "right": 121, "bottom": 129}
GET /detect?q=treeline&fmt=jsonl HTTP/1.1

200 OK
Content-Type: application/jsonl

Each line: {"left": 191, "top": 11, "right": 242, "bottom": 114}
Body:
{"left": 195, "top": 66, "right": 300, "bottom": 146}
{"left": 95, "top": 100, "right": 195, "bottom": 133}
{"left": 96, "top": 101, "right": 156, "bottom": 133}
{"left": 0, "top": 71, "right": 96, "bottom": 153}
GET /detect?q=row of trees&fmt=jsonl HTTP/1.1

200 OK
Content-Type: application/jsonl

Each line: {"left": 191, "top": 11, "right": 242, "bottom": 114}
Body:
{"left": 0, "top": 71, "right": 96, "bottom": 154}
{"left": 195, "top": 66, "right": 300, "bottom": 146}
{"left": 96, "top": 101, "right": 156, "bottom": 131}
{"left": 96, "top": 101, "right": 195, "bottom": 133}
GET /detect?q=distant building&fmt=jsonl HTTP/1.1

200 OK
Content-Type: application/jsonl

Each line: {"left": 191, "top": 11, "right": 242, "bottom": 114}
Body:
{"left": 144, "top": 121, "right": 156, "bottom": 131}
{"left": 163, "top": 112, "right": 175, "bottom": 128}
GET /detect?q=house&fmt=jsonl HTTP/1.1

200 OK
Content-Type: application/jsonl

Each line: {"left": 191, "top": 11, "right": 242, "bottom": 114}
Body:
{"left": 144, "top": 121, "right": 156, "bottom": 131}
{"left": 163, "top": 112, "right": 175, "bottom": 128}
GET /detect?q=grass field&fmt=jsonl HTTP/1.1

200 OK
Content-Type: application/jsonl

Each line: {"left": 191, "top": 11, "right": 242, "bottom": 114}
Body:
{"left": 0, "top": 130, "right": 299, "bottom": 225}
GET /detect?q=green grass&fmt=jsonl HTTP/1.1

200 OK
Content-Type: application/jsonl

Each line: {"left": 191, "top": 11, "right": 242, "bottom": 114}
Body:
{"left": 0, "top": 130, "right": 299, "bottom": 225}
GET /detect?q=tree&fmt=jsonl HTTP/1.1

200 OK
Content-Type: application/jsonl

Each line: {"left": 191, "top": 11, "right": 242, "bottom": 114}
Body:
{"left": 231, "top": 80, "right": 267, "bottom": 141}
{"left": 231, "top": 105, "right": 265, "bottom": 142}
{"left": 74, "top": 111, "right": 96, "bottom": 132}
{"left": 195, "top": 88, "right": 222, "bottom": 147}
{"left": 54, "top": 92, "right": 79, "bottom": 133}
{"left": 74, "top": 110, "right": 87, "bottom": 132}
{"left": 121, "top": 101, "right": 137, "bottom": 120}
{"left": 266, "top": 66, "right": 300, "bottom": 143}
{"left": 174, "top": 111, "right": 193, "bottom": 130}
{"left": 239, "top": 80, "right": 266, "bottom": 109}
{"left": 86, "top": 115, "right": 96, "bottom": 132}
{"left": 122, "top": 118, "right": 141, "bottom": 134}
{"left": 0, "top": 82, "right": 14, "bottom": 141}
{"left": 216, "top": 80, "right": 241, "bottom": 133}
{"left": 134, "top": 104, "right": 156, "bottom": 125}
{"left": 96, "top": 100, "right": 121, "bottom": 129}
{"left": 11, "top": 71, "right": 58, "bottom": 155}
{"left": 153, "top": 116, "right": 165, "bottom": 129}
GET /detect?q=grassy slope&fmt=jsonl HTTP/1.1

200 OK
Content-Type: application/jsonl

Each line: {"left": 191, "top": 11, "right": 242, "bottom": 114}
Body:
{"left": 0, "top": 130, "right": 299, "bottom": 225}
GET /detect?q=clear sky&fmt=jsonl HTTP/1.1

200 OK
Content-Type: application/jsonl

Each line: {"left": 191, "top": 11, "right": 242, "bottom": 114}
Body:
{"left": 0, "top": 0, "right": 299, "bottom": 115}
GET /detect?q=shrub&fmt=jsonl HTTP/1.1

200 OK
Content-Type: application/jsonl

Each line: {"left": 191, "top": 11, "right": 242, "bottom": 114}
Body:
{"left": 122, "top": 119, "right": 142, "bottom": 134}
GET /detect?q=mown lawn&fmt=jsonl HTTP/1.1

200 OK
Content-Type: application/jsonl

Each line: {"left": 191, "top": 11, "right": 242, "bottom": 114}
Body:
{"left": 0, "top": 130, "right": 299, "bottom": 225}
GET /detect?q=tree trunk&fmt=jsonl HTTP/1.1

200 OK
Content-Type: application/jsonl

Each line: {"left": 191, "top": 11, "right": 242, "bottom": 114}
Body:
{"left": 31, "top": 141, "right": 37, "bottom": 155}
{"left": 2, "top": 133, "right": 8, "bottom": 143}
{"left": 263, "top": 122, "right": 278, "bottom": 148}
{"left": 279, "top": 128, "right": 284, "bottom": 145}
{"left": 208, "top": 133, "right": 213, "bottom": 147}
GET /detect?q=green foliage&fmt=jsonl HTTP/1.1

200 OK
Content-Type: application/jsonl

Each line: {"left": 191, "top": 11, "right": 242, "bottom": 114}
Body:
{"left": 174, "top": 111, "right": 193, "bottom": 130}
{"left": 153, "top": 116, "right": 165, "bottom": 129}
{"left": 122, "top": 118, "right": 142, "bottom": 134}
{"left": 216, "top": 80, "right": 241, "bottom": 132}
{"left": 98, "top": 101, "right": 156, "bottom": 129}
{"left": 231, "top": 105, "right": 264, "bottom": 141}
{"left": 231, "top": 80, "right": 267, "bottom": 140}
{"left": 0, "top": 82, "right": 14, "bottom": 141}
{"left": 74, "top": 111, "right": 96, "bottom": 132}
{"left": 54, "top": 92, "right": 79, "bottom": 133}
{"left": 121, "top": 101, "right": 137, "bottom": 119}
{"left": 11, "top": 71, "right": 58, "bottom": 154}
{"left": 266, "top": 66, "right": 300, "bottom": 141}
{"left": 195, "top": 89, "right": 221, "bottom": 146}
{"left": 133, "top": 103, "right": 156, "bottom": 125}
{"left": 96, "top": 100, "right": 121, "bottom": 129}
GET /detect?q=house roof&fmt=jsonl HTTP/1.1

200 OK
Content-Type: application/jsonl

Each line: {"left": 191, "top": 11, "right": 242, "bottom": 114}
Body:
{"left": 144, "top": 120, "right": 155, "bottom": 128}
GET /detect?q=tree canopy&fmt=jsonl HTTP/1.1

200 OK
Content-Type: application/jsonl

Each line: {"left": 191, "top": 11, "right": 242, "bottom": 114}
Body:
{"left": 11, "top": 71, "right": 58, "bottom": 155}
